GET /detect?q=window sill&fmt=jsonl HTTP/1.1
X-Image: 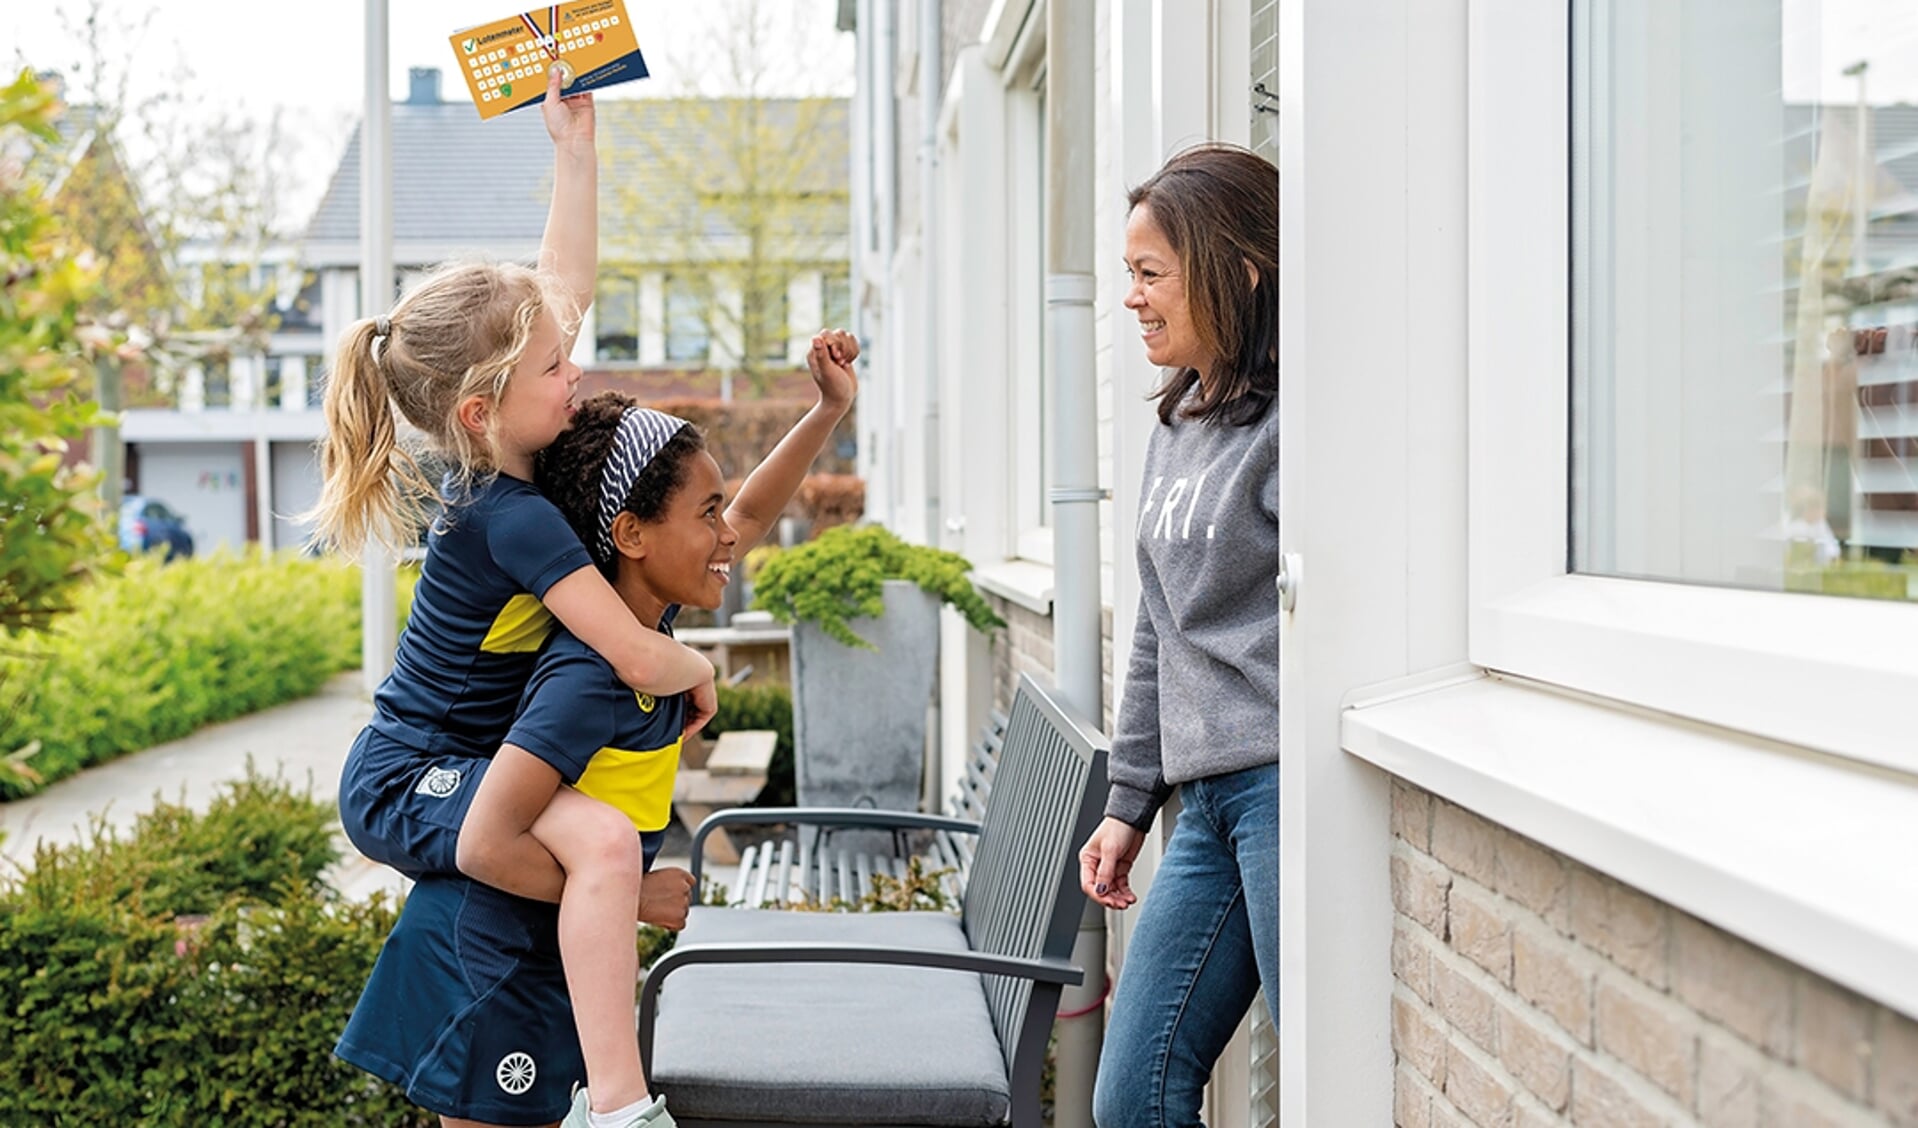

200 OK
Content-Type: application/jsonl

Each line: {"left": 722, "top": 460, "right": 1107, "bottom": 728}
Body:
{"left": 1342, "top": 668, "right": 1918, "bottom": 1018}
{"left": 972, "top": 559, "right": 1054, "bottom": 616}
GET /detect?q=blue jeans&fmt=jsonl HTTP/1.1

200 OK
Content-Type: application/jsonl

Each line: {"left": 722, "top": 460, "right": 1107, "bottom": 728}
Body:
{"left": 1093, "top": 764, "right": 1279, "bottom": 1128}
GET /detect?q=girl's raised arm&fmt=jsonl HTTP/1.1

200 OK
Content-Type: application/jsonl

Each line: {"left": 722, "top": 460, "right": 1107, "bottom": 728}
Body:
{"left": 537, "top": 67, "right": 597, "bottom": 351}
{"left": 726, "top": 330, "right": 860, "bottom": 551}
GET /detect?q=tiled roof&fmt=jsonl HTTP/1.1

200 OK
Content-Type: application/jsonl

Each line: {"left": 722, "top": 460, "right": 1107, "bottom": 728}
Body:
{"left": 302, "top": 94, "right": 849, "bottom": 263}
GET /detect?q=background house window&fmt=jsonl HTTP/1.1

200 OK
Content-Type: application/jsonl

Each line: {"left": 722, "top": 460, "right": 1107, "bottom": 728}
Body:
{"left": 201, "top": 359, "right": 231, "bottom": 409}
{"left": 261, "top": 356, "right": 284, "bottom": 410}
{"left": 823, "top": 272, "right": 851, "bottom": 332}
{"left": 1572, "top": 0, "right": 1918, "bottom": 603}
{"left": 756, "top": 276, "right": 791, "bottom": 364}
{"left": 596, "top": 274, "right": 640, "bottom": 361}
{"left": 665, "top": 274, "right": 711, "bottom": 364}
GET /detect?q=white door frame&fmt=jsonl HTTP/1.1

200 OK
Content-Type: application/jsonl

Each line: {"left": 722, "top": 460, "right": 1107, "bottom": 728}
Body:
{"left": 1277, "top": 0, "right": 1472, "bottom": 1121}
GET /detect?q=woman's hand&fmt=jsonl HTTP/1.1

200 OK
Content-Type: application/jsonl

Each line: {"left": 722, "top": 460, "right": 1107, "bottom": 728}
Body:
{"left": 1079, "top": 817, "right": 1147, "bottom": 910}
{"left": 540, "top": 66, "right": 596, "bottom": 159}
{"left": 806, "top": 329, "right": 859, "bottom": 415}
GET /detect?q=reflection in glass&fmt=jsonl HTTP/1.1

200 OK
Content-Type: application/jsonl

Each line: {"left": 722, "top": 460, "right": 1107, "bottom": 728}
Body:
{"left": 1573, "top": 0, "right": 1918, "bottom": 602}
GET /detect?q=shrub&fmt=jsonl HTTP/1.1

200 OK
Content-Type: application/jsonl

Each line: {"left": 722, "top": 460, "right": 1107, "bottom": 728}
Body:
{"left": 14, "top": 767, "right": 338, "bottom": 917}
{"left": 751, "top": 524, "right": 1004, "bottom": 650}
{"left": 0, "top": 69, "right": 117, "bottom": 638}
{"left": 705, "top": 681, "right": 795, "bottom": 807}
{"left": 0, "top": 768, "right": 428, "bottom": 1125}
{"left": 0, "top": 551, "right": 410, "bottom": 799}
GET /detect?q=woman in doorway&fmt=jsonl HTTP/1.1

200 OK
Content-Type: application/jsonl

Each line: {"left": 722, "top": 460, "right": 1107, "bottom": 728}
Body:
{"left": 1078, "top": 143, "right": 1279, "bottom": 1128}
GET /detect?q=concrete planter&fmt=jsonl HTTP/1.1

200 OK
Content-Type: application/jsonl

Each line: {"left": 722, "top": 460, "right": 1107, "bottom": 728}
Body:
{"left": 789, "top": 579, "right": 940, "bottom": 824}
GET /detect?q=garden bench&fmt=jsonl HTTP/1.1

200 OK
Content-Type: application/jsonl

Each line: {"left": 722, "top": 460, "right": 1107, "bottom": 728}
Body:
{"left": 691, "top": 711, "right": 1008, "bottom": 907}
{"left": 672, "top": 729, "right": 779, "bottom": 865}
{"left": 639, "top": 674, "right": 1109, "bottom": 1127}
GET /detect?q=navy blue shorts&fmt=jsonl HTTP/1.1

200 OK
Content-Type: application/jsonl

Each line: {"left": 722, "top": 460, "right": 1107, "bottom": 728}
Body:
{"left": 337, "top": 833, "right": 668, "bottom": 1124}
{"left": 338, "top": 727, "right": 496, "bottom": 880}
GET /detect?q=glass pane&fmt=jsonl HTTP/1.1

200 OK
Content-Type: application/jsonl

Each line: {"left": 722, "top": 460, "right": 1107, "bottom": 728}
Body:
{"left": 1572, "top": 0, "right": 1918, "bottom": 602}
{"left": 595, "top": 274, "right": 639, "bottom": 361}
{"left": 665, "top": 275, "right": 710, "bottom": 364}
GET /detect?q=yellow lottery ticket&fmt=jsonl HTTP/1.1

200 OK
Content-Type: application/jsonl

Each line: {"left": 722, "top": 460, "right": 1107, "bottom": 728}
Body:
{"left": 450, "top": 0, "right": 648, "bottom": 120}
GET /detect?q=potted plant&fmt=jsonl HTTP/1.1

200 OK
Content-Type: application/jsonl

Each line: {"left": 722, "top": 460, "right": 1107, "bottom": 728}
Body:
{"left": 750, "top": 525, "right": 1003, "bottom": 821}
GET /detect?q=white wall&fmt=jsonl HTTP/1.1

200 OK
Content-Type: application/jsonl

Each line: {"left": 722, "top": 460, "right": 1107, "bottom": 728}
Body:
{"left": 135, "top": 443, "right": 250, "bottom": 554}
{"left": 270, "top": 441, "right": 323, "bottom": 552}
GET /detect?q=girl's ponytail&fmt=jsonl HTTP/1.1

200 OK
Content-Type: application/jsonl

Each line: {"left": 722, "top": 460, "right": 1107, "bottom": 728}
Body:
{"left": 308, "top": 319, "right": 434, "bottom": 555}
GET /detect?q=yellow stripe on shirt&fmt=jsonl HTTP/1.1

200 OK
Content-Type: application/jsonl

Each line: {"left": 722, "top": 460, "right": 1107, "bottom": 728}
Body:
{"left": 575, "top": 737, "right": 682, "bottom": 832}
{"left": 480, "top": 594, "right": 557, "bottom": 653}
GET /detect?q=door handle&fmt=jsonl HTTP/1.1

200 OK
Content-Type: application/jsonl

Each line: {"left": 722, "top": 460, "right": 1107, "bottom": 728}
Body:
{"left": 1275, "top": 553, "right": 1301, "bottom": 613}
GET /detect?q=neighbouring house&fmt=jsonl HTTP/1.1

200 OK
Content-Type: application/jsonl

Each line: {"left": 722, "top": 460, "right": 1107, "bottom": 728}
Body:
{"left": 850, "top": 3, "right": 1918, "bottom": 1127}
{"left": 119, "top": 66, "right": 850, "bottom": 553}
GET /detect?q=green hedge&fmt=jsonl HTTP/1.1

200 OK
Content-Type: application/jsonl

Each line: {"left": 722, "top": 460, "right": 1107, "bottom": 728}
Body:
{"left": 0, "top": 551, "right": 411, "bottom": 800}
{"left": 0, "top": 770, "right": 429, "bottom": 1125}
{"left": 706, "top": 681, "right": 795, "bottom": 807}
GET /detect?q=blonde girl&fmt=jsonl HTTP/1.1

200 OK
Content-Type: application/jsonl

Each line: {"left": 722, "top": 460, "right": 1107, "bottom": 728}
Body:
{"left": 313, "top": 72, "right": 703, "bottom": 1128}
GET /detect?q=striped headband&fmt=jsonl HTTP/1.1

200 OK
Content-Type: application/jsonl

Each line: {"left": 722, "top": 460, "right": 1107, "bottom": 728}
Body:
{"left": 593, "top": 407, "right": 688, "bottom": 564}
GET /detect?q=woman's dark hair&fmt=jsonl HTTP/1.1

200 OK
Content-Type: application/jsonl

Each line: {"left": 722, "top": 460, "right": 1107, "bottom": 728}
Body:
{"left": 1128, "top": 143, "right": 1278, "bottom": 427}
{"left": 535, "top": 391, "right": 708, "bottom": 577}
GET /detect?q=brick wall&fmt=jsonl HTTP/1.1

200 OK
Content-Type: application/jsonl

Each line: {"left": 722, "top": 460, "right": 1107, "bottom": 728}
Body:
{"left": 1390, "top": 779, "right": 1918, "bottom": 1127}
{"left": 986, "top": 594, "right": 1056, "bottom": 717}
{"left": 984, "top": 595, "right": 1115, "bottom": 732}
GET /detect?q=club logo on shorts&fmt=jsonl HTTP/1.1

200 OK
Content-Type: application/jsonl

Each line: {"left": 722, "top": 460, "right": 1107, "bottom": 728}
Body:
{"left": 416, "top": 765, "right": 463, "bottom": 799}
{"left": 496, "top": 1051, "right": 537, "bottom": 1094}
{"left": 635, "top": 692, "right": 657, "bottom": 713}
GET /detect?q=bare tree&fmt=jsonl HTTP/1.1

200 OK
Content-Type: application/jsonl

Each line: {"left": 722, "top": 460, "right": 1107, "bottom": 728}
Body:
{"left": 601, "top": 0, "right": 850, "bottom": 397}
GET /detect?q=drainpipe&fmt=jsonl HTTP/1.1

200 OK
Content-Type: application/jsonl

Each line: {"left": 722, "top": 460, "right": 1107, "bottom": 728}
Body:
{"left": 919, "top": 0, "right": 942, "bottom": 548}
{"left": 1047, "top": 0, "right": 1105, "bottom": 1124}
{"left": 360, "top": 0, "right": 397, "bottom": 691}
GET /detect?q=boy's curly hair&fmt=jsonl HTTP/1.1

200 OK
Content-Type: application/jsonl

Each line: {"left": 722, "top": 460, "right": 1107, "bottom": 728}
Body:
{"left": 536, "top": 391, "right": 708, "bottom": 577}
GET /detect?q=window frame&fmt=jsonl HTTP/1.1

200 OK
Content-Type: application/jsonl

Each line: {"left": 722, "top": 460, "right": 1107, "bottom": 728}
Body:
{"left": 1469, "top": 0, "right": 1918, "bottom": 775}
{"left": 1008, "top": 34, "right": 1053, "bottom": 565}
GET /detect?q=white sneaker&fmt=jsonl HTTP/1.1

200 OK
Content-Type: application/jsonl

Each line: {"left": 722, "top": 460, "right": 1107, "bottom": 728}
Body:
{"left": 559, "top": 1088, "right": 676, "bottom": 1128}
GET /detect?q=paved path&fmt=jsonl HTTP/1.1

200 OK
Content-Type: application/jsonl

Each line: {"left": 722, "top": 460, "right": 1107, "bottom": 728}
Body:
{"left": 0, "top": 671, "right": 715, "bottom": 902}
{"left": 0, "top": 671, "right": 409, "bottom": 899}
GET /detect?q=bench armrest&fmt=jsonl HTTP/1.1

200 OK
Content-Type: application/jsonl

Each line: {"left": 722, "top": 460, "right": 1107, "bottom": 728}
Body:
{"left": 637, "top": 941, "right": 1084, "bottom": 1075}
{"left": 689, "top": 807, "right": 983, "bottom": 883}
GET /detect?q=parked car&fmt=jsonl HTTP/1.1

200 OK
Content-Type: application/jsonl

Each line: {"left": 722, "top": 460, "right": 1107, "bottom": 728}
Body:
{"left": 119, "top": 495, "right": 195, "bottom": 560}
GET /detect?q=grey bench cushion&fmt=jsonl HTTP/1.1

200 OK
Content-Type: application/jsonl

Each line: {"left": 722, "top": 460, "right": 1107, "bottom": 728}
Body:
{"left": 652, "top": 909, "right": 1012, "bottom": 1126}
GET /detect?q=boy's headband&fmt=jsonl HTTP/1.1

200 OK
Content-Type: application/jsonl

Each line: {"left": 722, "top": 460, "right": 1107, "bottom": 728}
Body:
{"left": 594, "top": 407, "right": 689, "bottom": 564}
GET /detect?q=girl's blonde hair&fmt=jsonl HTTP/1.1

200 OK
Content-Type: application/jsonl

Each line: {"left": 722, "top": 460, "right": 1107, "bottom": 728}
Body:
{"left": 307, "top": 262, "right": 575, "bottom": 555}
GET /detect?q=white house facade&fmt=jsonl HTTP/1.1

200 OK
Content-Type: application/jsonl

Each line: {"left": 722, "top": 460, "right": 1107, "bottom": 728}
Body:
{"left": 123, "top": 68, "right": 850, "bottom": 554}
{"left": 848, "top": 2, "right": 1918, "bottom": 1126}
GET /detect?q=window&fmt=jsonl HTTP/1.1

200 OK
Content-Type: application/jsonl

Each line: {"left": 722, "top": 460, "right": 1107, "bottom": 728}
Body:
{"left": 755, "top": 277, "right": 791, "bottom": 364}
{"left": 1470, "top": 0, "right": 1918, "bottom": 773}
{"left": 202, "top": 360, "right": 232, "bottom": 409}
{"left": 262, "top": 356, "right": 284, "bottom": 410}
{"left": 664, "top": 274, "right": 710, "bottom": 364}
{"left": 596, "top": 274, "right": 640, "bottom": 362}
{"left": 823, "top": 272, "right": 852, "bottom": 332}
{"left": 1572, "top": 0, "right": 1918, "bottom": 604}
{"left": 1008, "top": 74, "right": 1052, "bottom": 555}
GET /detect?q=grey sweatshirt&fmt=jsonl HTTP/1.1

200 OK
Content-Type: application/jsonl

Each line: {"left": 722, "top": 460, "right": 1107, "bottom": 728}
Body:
{"left": 1106, "top": 404, "right": 1280, "bottom": 829}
